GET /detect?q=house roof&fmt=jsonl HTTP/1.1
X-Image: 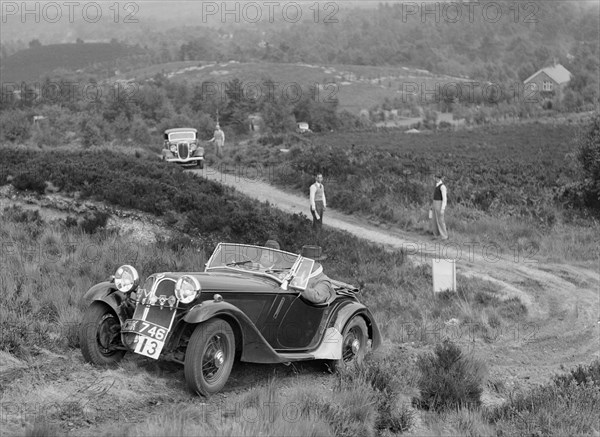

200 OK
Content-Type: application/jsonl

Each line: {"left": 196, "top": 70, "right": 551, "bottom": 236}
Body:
{"left": 524, "top": 64, "right": 572, "bottom": 85}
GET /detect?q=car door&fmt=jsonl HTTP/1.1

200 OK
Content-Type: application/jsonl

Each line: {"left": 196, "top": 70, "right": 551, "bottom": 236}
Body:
{"left": 273, "top": 293, "right": 331, "bottom": 351}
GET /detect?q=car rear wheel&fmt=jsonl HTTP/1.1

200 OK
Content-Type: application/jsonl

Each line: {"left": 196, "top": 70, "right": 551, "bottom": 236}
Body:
{"left": 184, "top": 319, "right": 235, "bottom": 397}
{"left": 329, "top": 316, "right": 368, "bottom": 372}
{"left": 80, "top": 302, "right": 125, "bottom": 366}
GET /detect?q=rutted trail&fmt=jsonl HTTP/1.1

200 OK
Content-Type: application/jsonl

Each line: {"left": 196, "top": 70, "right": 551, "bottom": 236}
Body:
{"left": 193, "top": 165, "right": 600, "bottom": 385}
{"left": 194, "top": 166, "right": 598, "bottom": 318}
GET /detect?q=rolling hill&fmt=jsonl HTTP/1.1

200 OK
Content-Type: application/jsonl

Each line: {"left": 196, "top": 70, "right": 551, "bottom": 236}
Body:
{"left": 0, "top": 42, "right": 141, "bottom": 83}
{"left": 119, "top": 60, "right": 467, "bottom": 114}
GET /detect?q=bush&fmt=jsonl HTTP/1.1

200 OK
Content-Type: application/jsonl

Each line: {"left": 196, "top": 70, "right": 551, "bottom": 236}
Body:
{"left": 11, "top": 172, "right": 47, "bottom": 194}
{"left": 0, "top": 110, "right": 31, "bottom": 142}
{"left": 553, "top": 359, "right": 600, "bottom": 388}
{"left": 65, "top": 211, "right": 110, "bottom": 234}
{"left": 487, "top": 360, "right": 600, "bottom": 436}
{"left": 336, "top": 350, "right": 416, "bottom": 434}
{"left": 576, "top": 113, "right": 600, "bottom": 211}
{"left": 415, "top": 340, "right": 487, "bottom": 411}
{"left": 80, "top": 114, "right": 110, "bottom": 148}
{"left": 79, "top": 211, "right": 111, "bottom": 234}
{"left": 2, "top": 205, "right": 44, "bottom": 224}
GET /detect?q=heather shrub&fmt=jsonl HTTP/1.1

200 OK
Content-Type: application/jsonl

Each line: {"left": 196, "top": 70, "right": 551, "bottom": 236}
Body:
{"left": 416, "top": 340, "right": 487, "bottom": 411}
{"left": 487, "top": 360, "right": 600, "bottom": 436}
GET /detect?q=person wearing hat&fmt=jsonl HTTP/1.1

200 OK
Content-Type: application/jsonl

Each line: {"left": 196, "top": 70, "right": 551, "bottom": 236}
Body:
{"left": 303, "top": 263, "right": 334, "bottom": 304}
{"left": 300, "top": 245, "right": 334, "bottom": 304}
{"left": 253, "top": 239, "right": 281, "bottom": 270}
{"left": 209, "top": 124, "right": 225, "bottom": 158}
{"left": 432, "top": 173, "right": 449, "bottom": 240}
{"left": 309, "top": 173, "right": 326, "bottom": 242}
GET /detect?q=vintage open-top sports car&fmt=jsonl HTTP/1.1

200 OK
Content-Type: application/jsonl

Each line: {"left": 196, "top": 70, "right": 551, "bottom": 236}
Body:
{"left": 161, "top": 127, "right": 204, "bottom": 168}
{"left": 79, "top": 243, "right": 381, "bottom": 396}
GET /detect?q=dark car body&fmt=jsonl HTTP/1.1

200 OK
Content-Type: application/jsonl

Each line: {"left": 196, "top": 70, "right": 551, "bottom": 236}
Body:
{"left": 80, "top": 243, "right": 381, "bottom": 395}
{"left": 161, "top": 127, "right": 204, "bottom": 167}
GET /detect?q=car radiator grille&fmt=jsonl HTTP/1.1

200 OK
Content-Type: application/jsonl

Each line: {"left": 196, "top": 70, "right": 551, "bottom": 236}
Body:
{"left": 178, "top": 143, "right": 189, "bottom": 159}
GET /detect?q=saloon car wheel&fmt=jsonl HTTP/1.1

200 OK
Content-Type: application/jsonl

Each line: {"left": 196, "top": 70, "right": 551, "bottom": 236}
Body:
{"left": 197, "top": 160, "right": 204, "bottom": 169}
{"left": 184, "top": 319, "right": 235, "bottom": 397}
{"left": 330, "top": 317, "right": 368, "bottom": 371}
{"left": 80, "top": 302, "right": 125, "bottom": 366}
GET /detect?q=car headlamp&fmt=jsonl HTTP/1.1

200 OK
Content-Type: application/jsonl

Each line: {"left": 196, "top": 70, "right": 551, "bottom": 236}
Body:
{"left": 114, "top": 265, "right": 140, "bottom": 293}
{"left": 174, "top": 275, "right": 201, "bottom": 304}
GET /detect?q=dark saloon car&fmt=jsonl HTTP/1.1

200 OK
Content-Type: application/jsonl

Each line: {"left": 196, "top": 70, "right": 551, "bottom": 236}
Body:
{"left": 79, "top": 243, "right": 381, "bottom": 396}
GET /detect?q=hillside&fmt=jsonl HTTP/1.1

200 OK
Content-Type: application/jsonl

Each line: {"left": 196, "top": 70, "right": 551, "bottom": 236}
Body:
{"left": 0, "top": 42, "right": 140, "bottom": 83}
{"left": 119, "top": 60, "right": 466, "bottom": 114}
{"left": 0, "top": 148, "right": 598, "bottom": 436}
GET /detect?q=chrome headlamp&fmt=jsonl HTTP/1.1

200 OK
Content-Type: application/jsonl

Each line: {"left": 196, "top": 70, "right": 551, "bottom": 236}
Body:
{"left": 114, "top": 265, "right": 140, "bottom": 293}
{"left": 170, "top": 144, "right": 177, "bottom": 152}
{"left": 174, "top": 275, "right": 201, "bottom": 304}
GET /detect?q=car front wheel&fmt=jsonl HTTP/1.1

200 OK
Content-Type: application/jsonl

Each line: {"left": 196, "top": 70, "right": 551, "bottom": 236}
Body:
{"left": 330, "top": 316, "right": 368, "bottom": 371}
{"left": 197, "top": 160, "right": 204, "bottom": 169}
{"left": 80, "top": 302, "right": 126, "bottom": 366}
{"left": 184, "top": 319, "right": 235, "bottom": 397}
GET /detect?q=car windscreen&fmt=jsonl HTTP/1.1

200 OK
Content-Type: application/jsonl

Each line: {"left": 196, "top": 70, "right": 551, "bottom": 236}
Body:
{"left": 206, "top": 244, "right": 300, "bottom": 278}
{"left": 288, "top": 257, "right": 314, "bottom": 291}
{"left": 168, "top": 132, "right": 195, "bottom": 141}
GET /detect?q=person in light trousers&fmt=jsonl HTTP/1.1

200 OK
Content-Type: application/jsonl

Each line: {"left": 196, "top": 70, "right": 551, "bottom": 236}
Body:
{"left": 431, "top": 173, "right": 449, "bottom": 240}
{"left": 309, "top": 173, "right": 326, "bottom": 242}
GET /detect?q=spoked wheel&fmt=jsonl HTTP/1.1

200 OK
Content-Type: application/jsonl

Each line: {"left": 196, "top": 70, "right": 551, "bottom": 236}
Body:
{"left": 329, "top": 316, "right": 368, "bottom": 372}
{"left": 80, "top": 302, "right": 125, "bottom": 366}
{"left": 184, "top": 319, "right": 235, "bottom": 397}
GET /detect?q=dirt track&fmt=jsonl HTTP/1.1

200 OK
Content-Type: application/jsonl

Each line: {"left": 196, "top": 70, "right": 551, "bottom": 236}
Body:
{"left": 192, "top": 165, "right": 600, "bottom": 388}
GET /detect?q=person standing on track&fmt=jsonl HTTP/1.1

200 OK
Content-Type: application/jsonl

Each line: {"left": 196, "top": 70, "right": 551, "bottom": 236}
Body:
{"left": 309, "top": 173, "right": 327, "bottom": 242}
{"left": 431, "top": 173, "right": 449, "bottom": 240}
{"left": 209, "top": 124, "right": 225, "bottom": 158}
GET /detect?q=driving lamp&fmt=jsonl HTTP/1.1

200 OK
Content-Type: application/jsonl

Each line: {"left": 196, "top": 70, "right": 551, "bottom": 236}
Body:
{"left": 114, "top": 265, "right": 140, "bottom": 293}
{"left": 174, "top": 275, "right": 201, "bottom": 304}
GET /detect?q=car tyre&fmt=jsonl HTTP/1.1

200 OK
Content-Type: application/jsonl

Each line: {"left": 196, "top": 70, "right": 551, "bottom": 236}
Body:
{"left": 80, "top": 302, "right": 125, "bottom": 366}
{"left": 197, "top": 160, "right": 204, "bottom": 169}
{"left": 329, "top": 316, "right": 368, "bottom": 372}
{"left": 185, "top": 319, "right": 235, "bottom": 397}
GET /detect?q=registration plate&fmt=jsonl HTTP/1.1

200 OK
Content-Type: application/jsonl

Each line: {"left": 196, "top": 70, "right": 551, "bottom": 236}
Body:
{"left": 133, "top": 335, "right": 165, "bottom": 359}
{"left": 122, "top": 303, "right": 177, "bottom": 360}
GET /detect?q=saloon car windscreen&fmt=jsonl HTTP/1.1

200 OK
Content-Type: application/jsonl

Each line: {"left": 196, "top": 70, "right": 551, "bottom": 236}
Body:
{"left": 169, "top": 132, "right": 195, "bottom": 141}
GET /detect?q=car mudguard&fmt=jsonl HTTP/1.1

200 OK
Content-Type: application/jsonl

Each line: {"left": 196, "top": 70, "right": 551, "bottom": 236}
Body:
{"left": 184, "top": 300, "right": 291, "bottom": 364}
{"left": 331, "top": 302, "right": 382, "bottom": 350}
{"left": 82, "top": 282, "right": 127, "bottom": 318}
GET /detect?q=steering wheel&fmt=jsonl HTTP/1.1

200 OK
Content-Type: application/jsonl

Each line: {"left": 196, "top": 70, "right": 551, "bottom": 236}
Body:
{"left": 226, "top": 255, "right": 252, "bottom": 267}
{"left": 264, "top": 268, "right": 286, "bottom": 274}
